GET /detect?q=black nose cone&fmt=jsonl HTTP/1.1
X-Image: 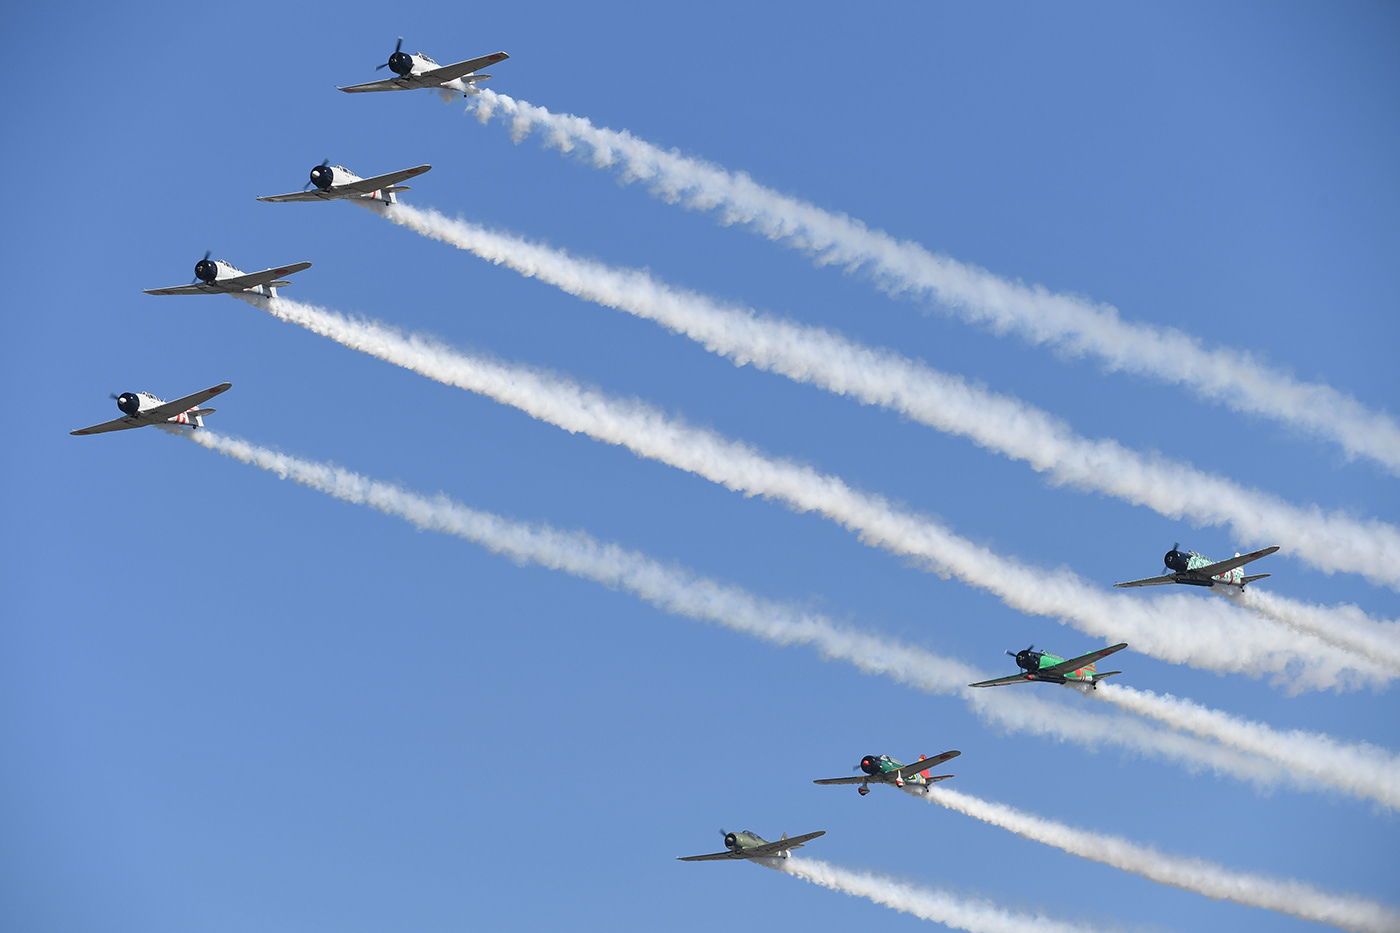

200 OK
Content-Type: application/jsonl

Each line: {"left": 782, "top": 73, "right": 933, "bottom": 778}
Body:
{"left": 388, "top": 50, "right": 413, "bottom": 76}
{"left": 116, "top": 393, "right": 140, "bottom": 416}
{"left": 309, "top": 164, "right": 333, "bottom": 190}
{"left": 724, "top": 833, "right": 737, "bottom": 850}
{"left": 194, "top": 259, "right": 218, "bottom": 282}
{"left": 859, "top": 755, "right": 880, "bottom": 775}
{"left": 1164, "top": 549, "right": 1189, "bottom": 573}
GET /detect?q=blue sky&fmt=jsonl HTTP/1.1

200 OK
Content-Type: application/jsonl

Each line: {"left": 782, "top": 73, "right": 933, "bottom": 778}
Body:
{"left": 2, "top": 1, "right": 1397, "bottom": 930}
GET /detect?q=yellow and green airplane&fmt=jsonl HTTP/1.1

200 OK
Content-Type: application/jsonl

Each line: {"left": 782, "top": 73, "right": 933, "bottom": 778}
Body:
{"left": 677, "top": 829, "right": 825, "bottom": 862}
{"left": 813, "top": 750, "right": 960, "bottom": 796}
{"left": 1115, "top": 543, "right": 1279, "bottom": 590}
{"left": 969, "top": 643, "right": 1128, "bottom": 689}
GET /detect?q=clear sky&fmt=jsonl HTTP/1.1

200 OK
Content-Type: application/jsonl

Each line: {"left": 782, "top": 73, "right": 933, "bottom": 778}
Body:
{"left": 2, "top": 1, "right": 1397, "bottom": 931}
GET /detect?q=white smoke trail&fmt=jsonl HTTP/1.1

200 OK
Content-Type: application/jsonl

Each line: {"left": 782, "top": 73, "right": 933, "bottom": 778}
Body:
{"left": 179, "top": 428, "right": 1400, "bottom": 808}
{"left": 1236, "top": 588, "right": 1400, "bottom": 671}
{"left": 773, "top": 857, "right": 1110, "bottom": 933}
{"left": 921, "top": 786, "right": 1400, "bottom": 933}
{"left": 374, "top": 201, "right": 1400, "bottom": 598}
{"left": 1094, "top": 683, "right": 1400, "bottom": 811}
{"left": 465, "top": 88, "right": 1400, "bottom": 476}
{"left": 237, "top": 292, "right": 1391, "bottom": 692}
{"left": 174, "top": 429, "right": 1293, "bottom": 788}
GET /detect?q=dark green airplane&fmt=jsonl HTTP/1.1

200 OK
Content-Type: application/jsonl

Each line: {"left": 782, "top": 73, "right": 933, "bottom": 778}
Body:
{"left": 969, "top": 643, "right": 1128, "bottom": 689}
{"left": 814, "top": 750, "right": 960, "bottom": 796}
{"left": 677, "top": 829, "right": 825, "bottom": 862}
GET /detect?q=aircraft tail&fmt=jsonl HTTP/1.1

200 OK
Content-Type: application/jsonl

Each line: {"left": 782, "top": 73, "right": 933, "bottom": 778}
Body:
{"left": 1091, "top": 670, "right": 1122, "bottom": 684}
{"left": 925, "top": 774, "right": 955, "bottom": 784}
{"left": 1240, "top": 573, "right": 1271, "bottom": 586}
{"left": 188, "top": 407, "right": 216, "bottom": 428}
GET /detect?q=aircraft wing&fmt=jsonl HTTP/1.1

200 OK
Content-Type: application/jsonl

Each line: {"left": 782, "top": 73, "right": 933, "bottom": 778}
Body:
{"left": 220, "top": 262, "right": 312, "bottom": 291}
{"left": 744, "top": 831, "right": 825, "bottom": 858}
{"left": 1039, "top": 643, "right": 1129, "bottom": 678}
{"left": 812, "top": 776, "right": 867, "bottom": 785}
{"left": 338, "top": 164, "right": 432, "bottom": 193}
{"left": 1113, "top": 573, "right": 1179, "bottom": 588}
{"left": 418, "top": 51, "right": 510, "bottom": 84}
{"left": 70, "top": 416, "right": 141, "bottom": 436}
{"left": 143, "top": 282, "right": 221, "bottom": 296}
{"left": 1190, "top": 546, "right": 1280, "bottom": 580}
{"left": 967, "top": 673, "right": 1032, "bottom": 688}
{"left": 893, "top": 750, "right": 961, "bottom": 780}
{"left": 337, "top": 76, "right": 414, "bottom": 93}
{"left": 256, "top": 190, "right": 331, "bottom": 203}
{"left": 676, "top": 850, "right": 741, "bottom": 861}
{"left": 141, "top": 383, "right": 232, "bottom": 422}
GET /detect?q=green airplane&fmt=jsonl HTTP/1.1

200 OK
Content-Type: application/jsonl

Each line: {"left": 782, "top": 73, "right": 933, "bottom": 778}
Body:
{"left": 1115, "top": 543, "right": 1279, "bottom": 590}
{"left": 677, "top": 829, "right": 825, "bottom": 862}
{"left": 968, "top": 643, "right": 1128, "bottom": 689}
{"left": 813, "top": 750, "right": 960, "bottom": 796}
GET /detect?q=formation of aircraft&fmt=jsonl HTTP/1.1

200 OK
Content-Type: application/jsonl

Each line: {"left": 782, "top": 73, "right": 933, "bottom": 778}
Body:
{"left": 337, "top": 39, "right": 509, "bottom": 96}
{"left": 143, "top": 253, "right": 311, "bottom": 298}
{"left": 813, "top": 750, "right": 960, "bottom": 796}
{"left": 70, "top": 383, "right": 230, "bottom": 436}
{"left": 969, "top": 643, "right": 1128, "bottom": 689}
{"left": 677, "top": 829, "right": 825, "bottom": 862}
{"left": 258, "top": 161, "right": 432, "bottom": 206}
{"left": 103, "top": 44, "right": 1308, "bottom": 876}
{"left": 1115, "top": 544, "right": 1280, "bottom": 590}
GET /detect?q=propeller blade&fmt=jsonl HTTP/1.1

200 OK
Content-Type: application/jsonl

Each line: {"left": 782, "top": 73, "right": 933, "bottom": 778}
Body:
{"left": 376, "top": 37, "right": 404, "bottom": 69}
{"left": 1005, "top": 650, "right": 1016, "bottom": 658}
{"left": 202, "top": 250, "right": 211, "bottom": 261}
{"left": 109, "top": 392, "right": 120, "bottom": 400}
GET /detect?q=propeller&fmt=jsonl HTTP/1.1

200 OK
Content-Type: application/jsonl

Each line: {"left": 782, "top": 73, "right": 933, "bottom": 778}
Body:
{"left": 109, "top": 392, "right": 120, "bottom": 400}
{"left": 190, "top": 250, "right": 212, "bottom": 284}
{"left": 305, "top": 159, "right": 331, "bottom": 191}
{"left": 376, "top": 37, "right": 413, "bottom": 76}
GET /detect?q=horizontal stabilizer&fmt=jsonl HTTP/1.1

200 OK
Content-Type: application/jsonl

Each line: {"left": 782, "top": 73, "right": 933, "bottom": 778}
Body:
{"left": 926, "top": 774, "right": 955, "bottom": 784}
{"left": 187, "top": 408, "right": 216, "bottom": 417}
{"left": 1093, "top": 671, "right": 1122, "bottom": 682}
{"left": 1240, "top": 573, "right": 1271, "bottom": 586}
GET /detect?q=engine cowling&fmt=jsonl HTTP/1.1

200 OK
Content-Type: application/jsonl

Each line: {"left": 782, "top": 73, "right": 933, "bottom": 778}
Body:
{"left": 859, "top": 755, "right": 882, "bottom": 776}
{"left": 723, "top": 832, "right": 738, "bottom": 851}
{"left": 1164, "top": 548, "right": 1190, "bottom": 574}
{"left": 116, "top": 392, "right": 141, "bottom": 416}
{"left": 388, "top": 50, "right": 413, "bottom": 76}
{"left": 309, "top": 163, "right": 335, "bottom": 191}
{"left": 194, "top": 258, "right": 219, "bottom": 283}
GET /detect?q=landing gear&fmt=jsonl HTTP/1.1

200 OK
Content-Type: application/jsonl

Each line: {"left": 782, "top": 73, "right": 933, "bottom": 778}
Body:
{"left": 857, "top": 785, "right": 870, "bottom": 796}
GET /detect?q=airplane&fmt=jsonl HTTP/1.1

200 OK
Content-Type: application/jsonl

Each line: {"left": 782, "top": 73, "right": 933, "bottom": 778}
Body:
{"left": 814, "top": 750, "right": 960, "bottom": 796}
{"left": 968, "top": 643, "right": 1128, "bottom": 689}
{"left": 1115, "top": 543, "right": 1280, "bottom": 590}
{"left": 257, "top": 161, "right": 432, "bottom": 206}
{"left": 677, "top": 829, "right": 825, "bottom": 862}
{"left": 338, "top": 39, "right": 509, "bottom": 96}
{"left": 71, "top": 383, "right": 230, "bottom": 436}
{"left": 143, "top": 253, "right": 311, "bottom": 298}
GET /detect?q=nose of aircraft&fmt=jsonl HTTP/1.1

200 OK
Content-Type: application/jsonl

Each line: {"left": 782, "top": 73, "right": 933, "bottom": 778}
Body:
{"left": 1164, "top": 543, "right": 1189, "bottom": 573}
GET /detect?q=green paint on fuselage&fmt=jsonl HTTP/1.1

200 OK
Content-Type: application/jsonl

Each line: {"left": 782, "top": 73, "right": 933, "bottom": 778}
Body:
{"left": 1037, "top": 651, "right": 1098, "bottom": 681}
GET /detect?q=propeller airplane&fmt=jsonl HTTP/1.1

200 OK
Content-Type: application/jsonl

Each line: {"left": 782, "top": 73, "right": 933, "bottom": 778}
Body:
{"left": 968, "top": 643, "right": 1128, "bottom": 690}
{"left": 71, "top": 383, "right": 230, "bottom": 436}
{"left": 337, "top": 39, "right": 509, "bottom": 96}
{"left": 814, "top": 750, "right": 960, "bottom": 796}
{"left": 258, "top": 161, "right": 431, "bottom": 206}
{"left": 143, "top": 253, "right": 311, "bottom": 298}
{"left": 1115, "top": 544, "right": 1280, "bottom": 590}
{"left": 677, "top": 829, "right": 825, "bottom": 862}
